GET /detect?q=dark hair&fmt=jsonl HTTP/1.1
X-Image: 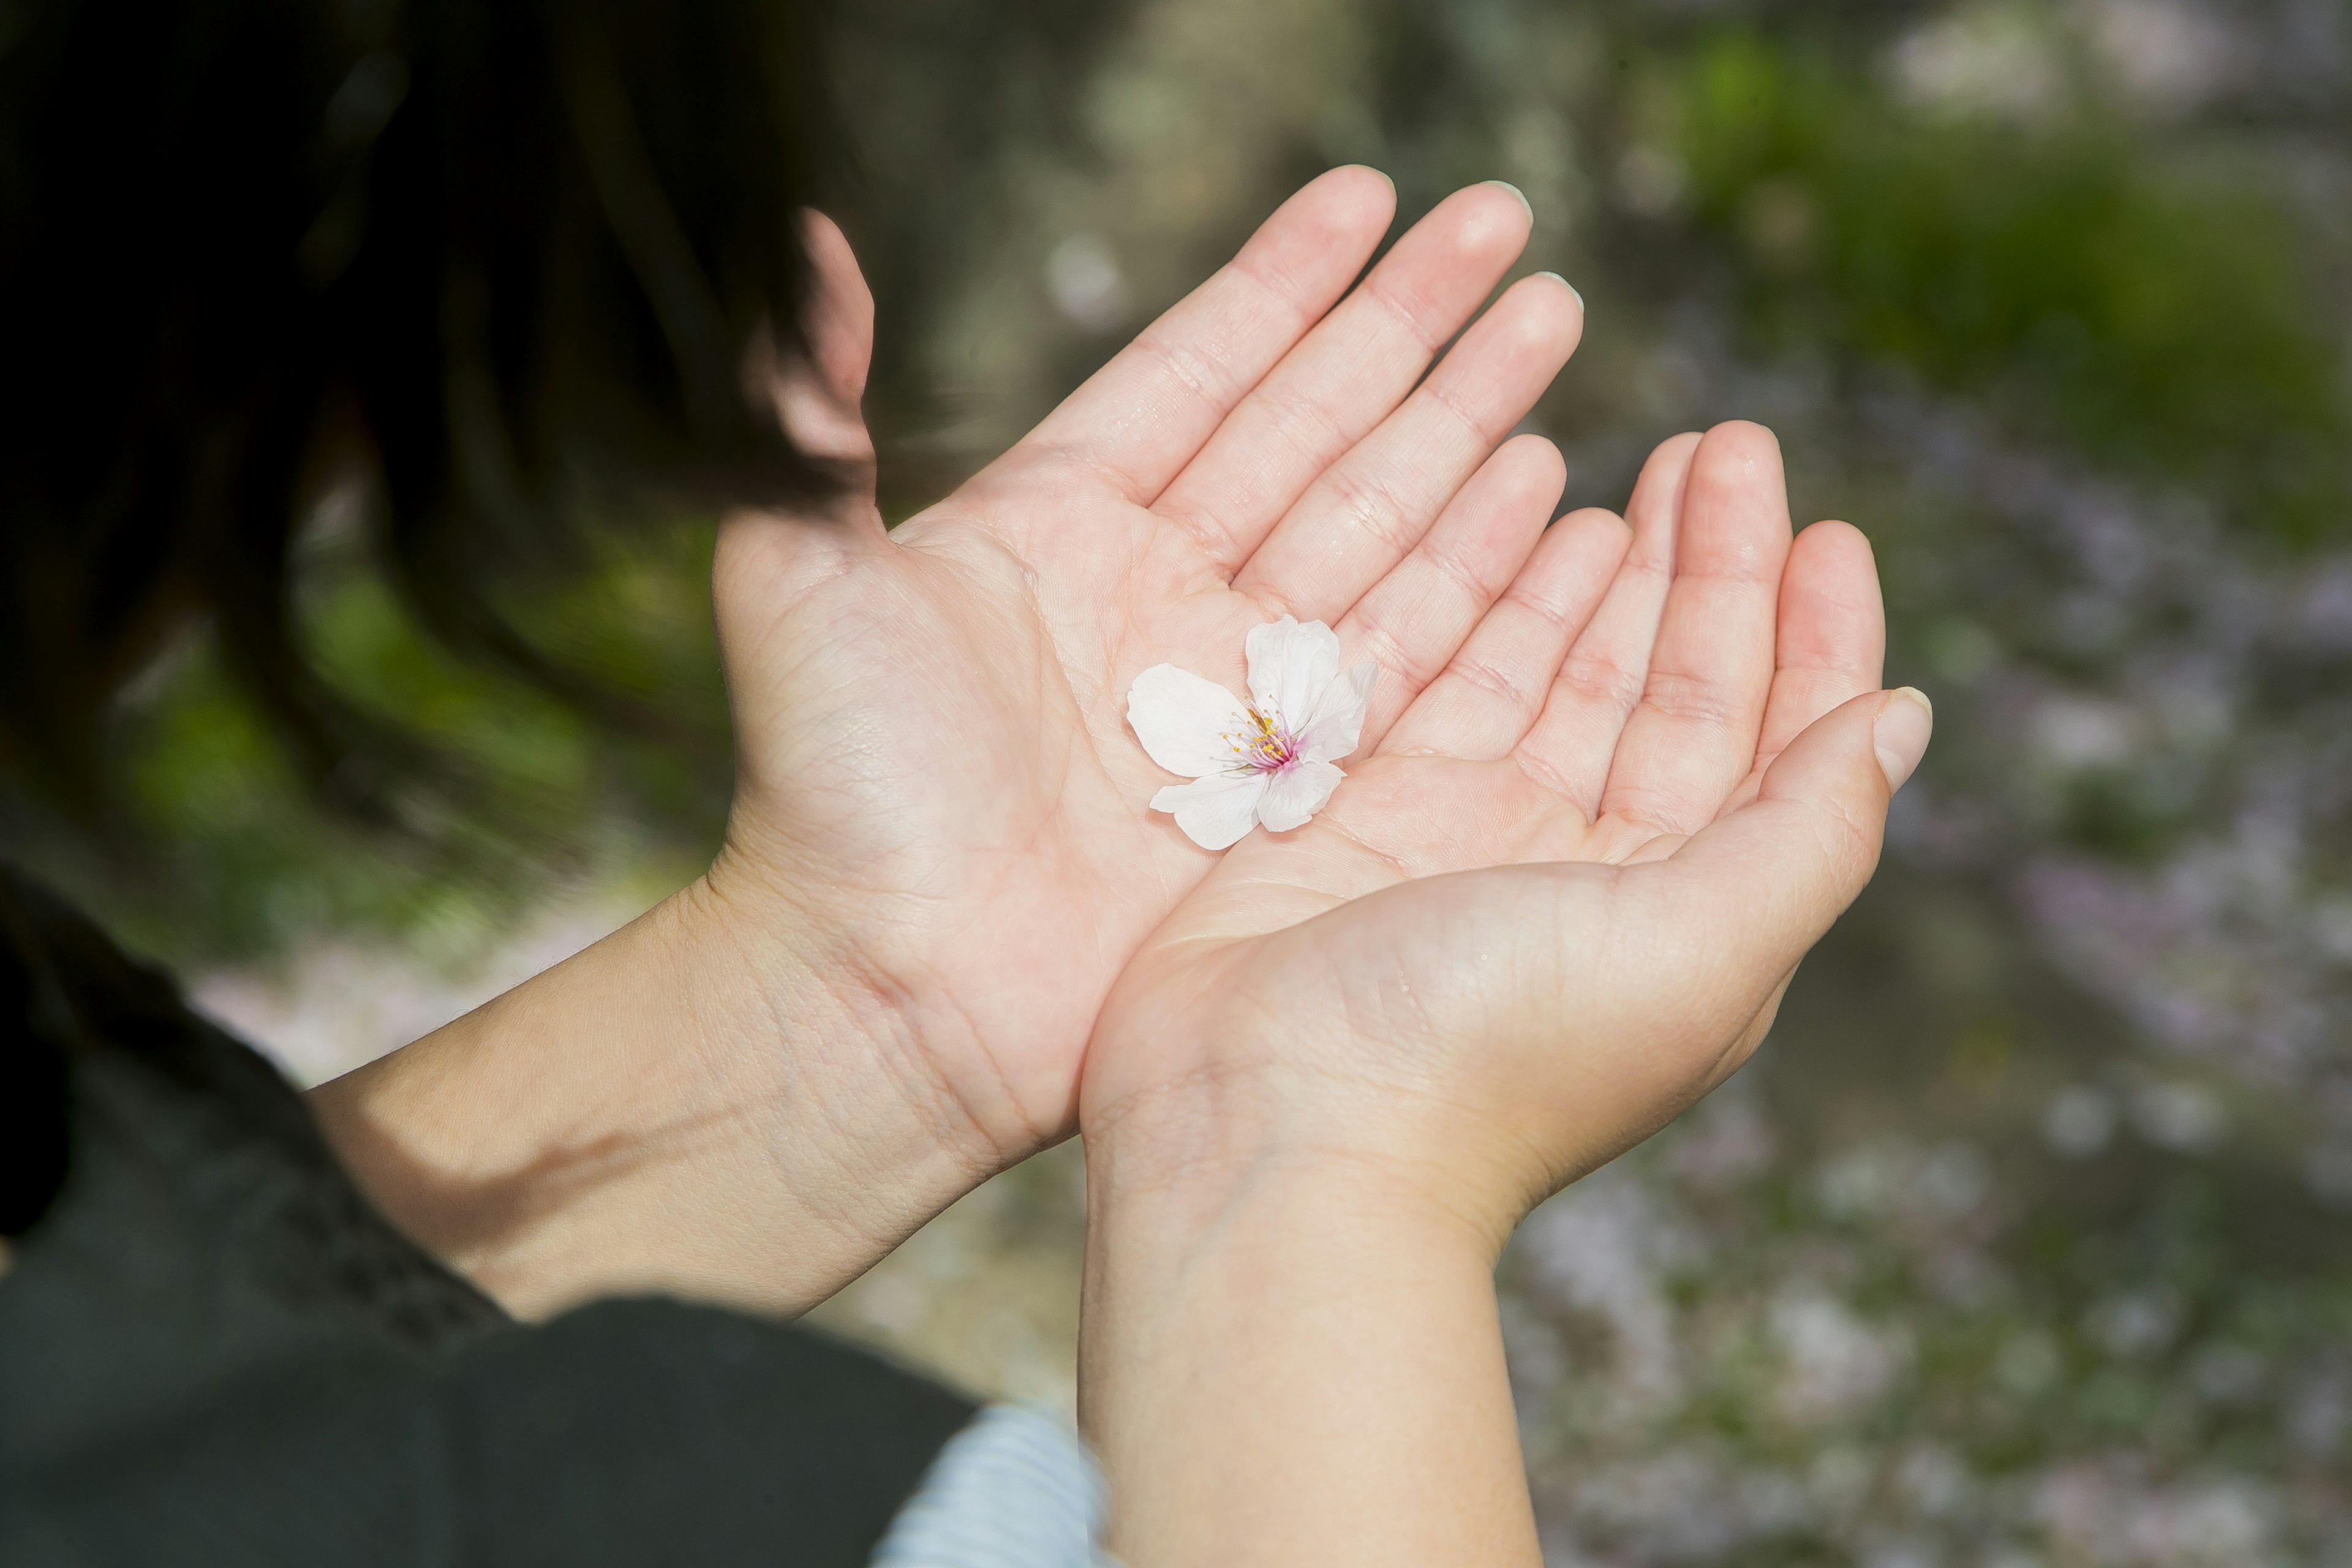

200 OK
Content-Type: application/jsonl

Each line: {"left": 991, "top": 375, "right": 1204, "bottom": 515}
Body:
{"left": 0, "top": 0, "right": 837, "bottom": 812}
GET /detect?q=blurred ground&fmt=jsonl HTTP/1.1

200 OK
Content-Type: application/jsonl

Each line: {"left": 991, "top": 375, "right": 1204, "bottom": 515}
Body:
{"left": 45, "top": 0, "right": 2352, "bottom": 1562}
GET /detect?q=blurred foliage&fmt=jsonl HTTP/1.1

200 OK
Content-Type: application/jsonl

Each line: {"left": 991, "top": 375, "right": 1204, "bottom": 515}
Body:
{"left": 1505, "top": 1096, "right": 2352, "bottom": 1563}
{"left": 55, "top": 0, "right": 2351, "bottom": 974}
{"left": 36, "top": 514, "right": 730, "bottom": 970}
{"left": 1655, "top": 30, "right": 2349, "bottom": 544}
{"left": 18, "top": 1, "right": 2352, "bottom": 1556}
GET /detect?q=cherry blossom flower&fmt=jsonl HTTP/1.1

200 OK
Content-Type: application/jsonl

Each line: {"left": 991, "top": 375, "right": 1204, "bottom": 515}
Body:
{"left": 1125, "top": 616, "right": 1378, "bottom": 850}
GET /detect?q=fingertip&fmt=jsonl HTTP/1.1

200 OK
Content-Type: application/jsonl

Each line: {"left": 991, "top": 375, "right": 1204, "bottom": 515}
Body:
{"left": 1499, "top": 431, "right": 1569, "bottom": 490}
{"left": 1581, "top": 507, "right": 1636, "bottom": 578}
{"left": 1257, "top": 167, "right": 1398, "bottom": 265}
{"left": 1689, "top": 421, "right": 1789, "bottom": 494}
{"left": 1796, "top": 517, "right": 1872, "bottom": 543}
{"left": 1681, "top": 420, "right": 1795, "bottom": 553}
{"left": 1314, "top": 163, "right": 1401, "bottom": 225}
{"left": 1522, "top": 269, "right": 1583, "bottom": 319}
{"left": 1795, "top": 517, "right": 1869, "bottom": 551}
{"left": 1558, "top": 504, "right": 1630, "bottom": 547}
{"left": 1445, "top": 436, "right": 1570, "bottom": 565}
{"left": 797, "top": 209, "right": 871, "bottom": 302}
{"left": 1532, "top": 271, "right": 1585, "bottom": 316}
{"left": 1527, "top": 507, "right": 1633, "bottom": 606}
{"left": 796, "top": 206, "right": 842, "bottom": 246}
{"left": 1620, "top": 434, "right": 1700, "bottom": 565}
{"left": 1704, "top": 418, "right": 1782, "bottom": 455}
{"left": 793, "top": 208, "right": 875, "bottom": 408}
{"left": 1635, "top": 429, "right": 1704, "bottom": 489}
{"left": 1785, "top": 521, "right": 1883, "bottom": 603}
{"left": 1439, "top": 179, "right": 1537, "bottom": 259}
{"left": 1496, "top": 271, "right": 1585, "bottom": 356}
{"left": 1482, "top": 179, "right": 1534, "bottom": 221}
{"left": 1872, "top": 686, "right": 1933, "bottom": 792}
{"left": 1773, "top": 519, "right": 1888, "bottom": 692}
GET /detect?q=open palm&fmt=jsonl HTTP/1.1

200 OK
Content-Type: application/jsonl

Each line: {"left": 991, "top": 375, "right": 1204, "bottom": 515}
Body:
{"left": 1082, "top": 422, "right": 1910, "bottom": 1216}
{"left": 709, "top": 170, "right": 1590, "bottom": 1170}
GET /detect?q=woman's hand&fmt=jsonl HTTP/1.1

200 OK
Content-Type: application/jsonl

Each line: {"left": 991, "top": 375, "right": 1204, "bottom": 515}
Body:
{"left": 1075, "top": 423, "right": 1928, "bottom": 1567}
{"left": 1083, "top": 420, "right": 1915, "bottom": 1232}
{"left": 707, "top": 171, "right": 1588, "bottom": 1219}
{"left": 320, "top": 169, "right": 1600, "bottom": 1316}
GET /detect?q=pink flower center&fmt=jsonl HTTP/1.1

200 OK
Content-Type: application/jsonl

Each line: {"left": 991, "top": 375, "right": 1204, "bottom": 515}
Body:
{"left": 1234, "top": 706, "right": 1300, "bottom": 774}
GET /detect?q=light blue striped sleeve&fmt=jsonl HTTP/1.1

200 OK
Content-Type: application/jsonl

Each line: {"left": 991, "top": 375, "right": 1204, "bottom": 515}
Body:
{"left": 869, "top": 1404, "right": 1117, "bottom": 1568}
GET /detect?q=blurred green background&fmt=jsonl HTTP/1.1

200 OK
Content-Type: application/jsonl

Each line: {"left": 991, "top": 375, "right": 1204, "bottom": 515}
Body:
{"left": 29, "top": 0, "right": 2352, "bottom": 1561}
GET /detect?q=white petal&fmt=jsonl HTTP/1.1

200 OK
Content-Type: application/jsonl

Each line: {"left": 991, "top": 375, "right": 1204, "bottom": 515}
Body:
{"left": 1254, "top": 760, "right": 1344, "bottom": 833}
{"left": 1128, "top": 664, "right": 1253, "bottom": 778}
{"left": 1244, "top": 616, "right": 1339, "bottom": 737}
{"left": 1151, "top": 772, "right": 1268, "bottom": 850}
{"left": 1296, "top": 661, "right": 1379, "bottom": 764}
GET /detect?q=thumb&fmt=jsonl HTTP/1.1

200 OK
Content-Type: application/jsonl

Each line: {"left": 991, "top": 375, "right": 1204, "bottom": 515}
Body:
{"left": 1656, "top": 686, "right": 1932, "bottom": 985}
{"left": 764, "top": 209, "right": 877, "bottom": 470}
{"left": 796, "top": 211, "right": 875, "bottom": 416}
{"left": 723, "top": 211, "right": 884, "bottom": 574}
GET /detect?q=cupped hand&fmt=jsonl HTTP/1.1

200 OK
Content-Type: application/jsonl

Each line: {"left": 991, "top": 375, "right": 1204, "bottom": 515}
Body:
{"left": 709, "top": 170, "right": 1588, "bottom": 1179}
{"left": 1079, "top": 421, "right": 1930, "bottom": 1241}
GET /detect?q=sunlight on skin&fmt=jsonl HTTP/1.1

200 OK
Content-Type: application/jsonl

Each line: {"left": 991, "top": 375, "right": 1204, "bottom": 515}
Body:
{"left": 315, "top": 169, "right": 1912, "bottom": 1346}
{"left": 711, "top": 171, "right": 1591, "bottom": 1170}
{"left": 321, "top": 170, "right": 1615, "bottom": 1319}
{"left": 1076, "top": 422, "right": 1920, "bottom": 1568}
{"left": 1088, "top": 421, "right": 1894, "bottom": 1190}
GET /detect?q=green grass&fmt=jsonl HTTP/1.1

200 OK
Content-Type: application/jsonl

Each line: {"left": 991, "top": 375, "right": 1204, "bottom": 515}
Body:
{"left": 1664, "top": 32, "right": 2347, "bottom": 544}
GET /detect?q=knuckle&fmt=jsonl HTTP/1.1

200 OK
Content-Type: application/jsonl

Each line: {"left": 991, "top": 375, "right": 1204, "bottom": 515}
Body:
{"left": 1555, "top": 652, "right": 1647, "bottom": 714}
{"left": 1450, "top": 652, "right": 1537, "bottom": 711}
{"left": 1636, "top": 671, "right": 1744, "bottom": 730}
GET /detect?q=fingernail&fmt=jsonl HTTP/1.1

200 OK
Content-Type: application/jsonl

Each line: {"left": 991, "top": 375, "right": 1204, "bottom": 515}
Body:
{"left": 1483, "top": 179, "right": 1534, "bottom": 219}
{"left": 1874, "top": 687, "right": 1933, "bottom": 792}
{"left": 1536, "top": 270, "right": 1585, "bottom": 312}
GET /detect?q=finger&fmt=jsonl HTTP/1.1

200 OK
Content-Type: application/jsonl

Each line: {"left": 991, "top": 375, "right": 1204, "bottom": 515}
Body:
{"left": 1153, "top": 182, "right": 1534, "bottom": 574}
{"left": 1593, "top": 421, "right": 1795, "bottom": 840}
{"left": 731, "top": 211, "right": 884, "bottom": 581}
{"left": 767, "top": 212, "right": 879, "bottom": 473}
{"left": 800, "top": 213, "right": 874, "bottom": 411}
{"left": 1646, "top": 687, "right": 1929, "bottom": 990}
{"left": 1646, "top": 687, "right": 1931, "bottom": 995}
{"left": 1380, "top": 505, "right": 1629, "bottom": 761}
{"left": 1513, "top": 431, "right": 1698, "bottom": 807}
{"left": 1552, "top": 696, "right": 1919, "bottom": 1081}
{"left": 1333, "top": 434, "right": 1563, "bottom": 748}
{"left": 1022, "top": 167, "right": 1398, "bottom": 505}
{"left": 1722, "top": 520, "right": 1886, "bottom": 815}
{"left": 1235, "top": 272, "right": 1584, "bottom": 623}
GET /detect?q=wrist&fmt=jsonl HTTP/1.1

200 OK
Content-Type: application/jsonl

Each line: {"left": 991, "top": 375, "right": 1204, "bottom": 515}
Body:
{"left": 1082, "top": 1122, "right": 1507, "bottom": 1329}
{"left": 1080, "top": 1106, "right": 1539, "bottom": 1567}
{"left": 1084, "top": 1109, "right": 1512, "bottom": 1303}
{"left": 311, "top": 871, "right": 992, "bottom": 1317}
{"left": 663, "top": 867, "right": 1010, "bottom": 1289}
{"left": 684, "top": 854, "right": 1014, "bottom": 1187}
{"left": 1080, "top": 1003, "right": 1539, "bottom": 1267}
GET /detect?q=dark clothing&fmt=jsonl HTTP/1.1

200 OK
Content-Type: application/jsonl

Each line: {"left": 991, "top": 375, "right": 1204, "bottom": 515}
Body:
{"left": 0, "top": 872, "right": 974, "bottom": 1566}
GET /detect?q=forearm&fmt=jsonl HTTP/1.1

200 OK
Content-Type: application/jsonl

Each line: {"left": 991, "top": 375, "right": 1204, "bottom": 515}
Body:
{"left": 308, "top": 875, "right": 991, "bottom": 1319}
{"left": 1080, "top": 1126, "right": 1540, "bottom": 1568}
